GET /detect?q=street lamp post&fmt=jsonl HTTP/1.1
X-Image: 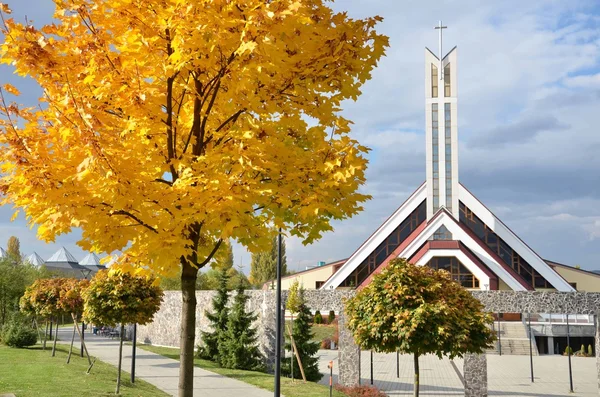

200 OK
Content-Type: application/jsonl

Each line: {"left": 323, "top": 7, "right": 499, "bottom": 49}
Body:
{"left": 274, "top": 229, "right": 283, "bottom": 397}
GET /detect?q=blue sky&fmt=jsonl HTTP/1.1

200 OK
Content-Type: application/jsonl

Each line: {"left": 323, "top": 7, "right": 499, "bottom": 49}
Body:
{"left": 1, "top": 1, "right": 600, "bottom": 272}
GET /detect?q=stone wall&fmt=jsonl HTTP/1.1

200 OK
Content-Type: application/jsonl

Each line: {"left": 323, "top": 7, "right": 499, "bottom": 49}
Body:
{"left": 136, "top": 290, "right": 353, "bottom": 373}
{"left": 471, "top": 291, "right": 600, "bottom": 314}
{"left": 138, "top": 290, "right": 600, "bottom": 397}
{"left": 463, "top": 354, "right": 487, "bottom": 397}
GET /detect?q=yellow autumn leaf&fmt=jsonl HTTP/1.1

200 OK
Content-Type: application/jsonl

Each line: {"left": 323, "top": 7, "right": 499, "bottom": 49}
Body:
{"left": 0, "top": 3, "right": 11, "bottom": 14}
{"left": 3, "top": 83, "right": 20, "bottom": 96}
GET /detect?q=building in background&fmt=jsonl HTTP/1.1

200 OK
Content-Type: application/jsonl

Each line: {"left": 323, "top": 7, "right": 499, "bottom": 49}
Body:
{"left": 275, "top": 25, "right": 600, "bottom": 356}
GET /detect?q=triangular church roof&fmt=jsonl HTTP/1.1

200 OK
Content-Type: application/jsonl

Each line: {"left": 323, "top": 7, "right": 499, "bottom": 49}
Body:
{"left": 47, "top": 246, "right": 79, "bottom": 263}
{"left": 26, "top": 252, "right": 45, "bottom": 267}
{"left": 321, "top": 184, "right": 574, "bottom": 292}
{"left": 0, "top": 247, "right": 7, "bottom": 258}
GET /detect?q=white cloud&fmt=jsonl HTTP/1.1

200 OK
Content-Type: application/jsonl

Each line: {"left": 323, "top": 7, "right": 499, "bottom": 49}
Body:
{"left": 3, "top": 1, "right": 600, "bottom": 272}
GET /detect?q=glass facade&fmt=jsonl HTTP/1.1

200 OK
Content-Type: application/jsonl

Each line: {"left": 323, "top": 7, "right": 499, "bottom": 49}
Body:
{"left": 459, "top": 202, "right": 553, "bottom": 289}
{"left": 426, "top": 256, "right": 479, "bottom": 289}
{"left": 444, "top": 63, "right": 451, "bottom": 97}
{"left": 444, "top": 103, "right": 452, "bottom": 211}
{"left": 431, "top": 64, "right": 438, "bottom": 97}
{"left": 432, "top": 104, "right": 439, "bottom": 212}
{"left": 341, "top": 201, "right": 427, "bottom": 287}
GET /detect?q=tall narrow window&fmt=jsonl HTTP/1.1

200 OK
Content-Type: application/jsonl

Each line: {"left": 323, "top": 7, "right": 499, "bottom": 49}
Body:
{"left": 431, "top": 64, "right": 438, "bottom": 97}
{"left": 444, "top": 63, "right": 451, "bottom": 97}
{"left": 444, "top": 103, "right": 452, "bottom": 211}
{"left": 432, "top": 103, "right": 439, "bottom": 211}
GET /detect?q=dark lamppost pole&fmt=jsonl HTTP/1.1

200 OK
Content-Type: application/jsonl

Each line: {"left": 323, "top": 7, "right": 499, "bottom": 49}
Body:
{"left": 131, "top": 323, "right": 137, "bottom": 383}
{"left": 528, "top": 313, "right": 534, "bottom": 382}
{"left": 370, "top": 350, "right": 373, "bottom": 385}
{"left": 274, "top": 228, "right": 282, "bottom": 397}
{"left": 567, "top": 314, "right": 574, "bottom": 392}
{"left": 497, "top": 312, "right": 502, "bottom": 356}
{"left": 358, "top": 347, "right": 361, "bottom": 385}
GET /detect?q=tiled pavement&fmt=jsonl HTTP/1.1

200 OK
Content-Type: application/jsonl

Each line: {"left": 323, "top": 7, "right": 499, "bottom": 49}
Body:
{"left": 318, "top": 350, "right": 598, "bottom": 396}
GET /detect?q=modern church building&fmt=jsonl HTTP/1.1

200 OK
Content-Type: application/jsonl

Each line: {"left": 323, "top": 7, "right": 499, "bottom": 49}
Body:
{"left": 275, "top": 25, "right": 600, "bottom": 355}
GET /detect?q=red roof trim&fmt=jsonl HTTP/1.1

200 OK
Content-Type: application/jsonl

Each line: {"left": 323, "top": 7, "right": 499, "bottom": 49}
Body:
{"left": 342, "top": 182, "right": 425, "bottom": 270}
{"left": 357, "top": 220, "right": 428, "bottom": 289}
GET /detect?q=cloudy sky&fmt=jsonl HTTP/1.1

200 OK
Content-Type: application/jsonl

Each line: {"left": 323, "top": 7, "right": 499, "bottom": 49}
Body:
{"left": 1, "top": 1, "right": 599, "bottom": 271}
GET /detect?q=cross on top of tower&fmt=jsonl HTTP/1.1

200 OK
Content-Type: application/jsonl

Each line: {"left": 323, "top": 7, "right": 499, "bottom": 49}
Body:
{"left": 434, "top": 21, "right": 447, "bottom": 80}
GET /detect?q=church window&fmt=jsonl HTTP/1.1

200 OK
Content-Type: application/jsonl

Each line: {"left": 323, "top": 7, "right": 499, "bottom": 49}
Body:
{"left": 426, "top": 256, "right": 479, "bottom": 288}
{"left": 444, "top": 63, "right": 451, "bottom": 96}
{"left": 432, "top": 104, "right": 439, "bottom": 211}
{"left": 459, "top": 202, "right": 554, "bottom": 289}
{"left": 445, "top": 103, "right": 452, "bottom": 210}
{"left": 431, "top": 64, "right": 438, "bottom": 97}
{"left": 340, "top": 200, "right": 427, "bottom": 287}
{"left": 432, "top": 225, "right": 453, "bottom": 240}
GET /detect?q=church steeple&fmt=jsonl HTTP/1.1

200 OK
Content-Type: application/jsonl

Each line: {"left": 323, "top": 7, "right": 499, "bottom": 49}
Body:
{"left": 425, "top": 22, "right": 458, "bottom": 220}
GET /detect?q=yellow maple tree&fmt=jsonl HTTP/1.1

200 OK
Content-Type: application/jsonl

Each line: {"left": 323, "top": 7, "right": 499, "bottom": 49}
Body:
{"left": 0, "top": 1, "right": 387, "bottom": 394}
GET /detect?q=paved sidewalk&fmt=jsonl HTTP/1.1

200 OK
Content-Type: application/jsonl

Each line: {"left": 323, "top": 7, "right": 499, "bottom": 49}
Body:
{"left": 318, "top": 349, "right": 598, "bottom": 396}
{"left": 56, "top": 327, "right": 271, "bottom": 397}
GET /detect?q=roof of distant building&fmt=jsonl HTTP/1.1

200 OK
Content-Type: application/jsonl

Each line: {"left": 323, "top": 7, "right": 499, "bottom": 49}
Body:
{"left": 47, "top": 246, "right": 79, "bottom": 263}
{"left": 26, "top": 252, "right": 45, "bottom": 267}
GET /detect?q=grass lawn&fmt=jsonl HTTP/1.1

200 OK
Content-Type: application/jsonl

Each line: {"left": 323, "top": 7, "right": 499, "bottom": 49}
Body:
{"left": 284, "top": 321, "right": 337, "bottom": 344}
{"left": 138, "top": 344, "right": 346, "bottom": 397}
{"left": 0, "top": 343, "right": 168, "bottom": 397}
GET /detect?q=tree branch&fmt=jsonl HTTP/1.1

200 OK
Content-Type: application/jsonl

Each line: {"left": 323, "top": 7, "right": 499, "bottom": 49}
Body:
{"left": 109, "top": 210, "right": 158, "bottom": 234}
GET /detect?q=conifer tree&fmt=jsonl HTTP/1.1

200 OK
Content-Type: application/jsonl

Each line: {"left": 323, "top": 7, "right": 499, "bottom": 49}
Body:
{"left": 218, "top": 281, "right": 262, "bottom": 370}
{"left": 249, "top": 234, "right": 287, "bottom": 287}
{"left": 200, "top": 270, "right": 230, "bottom": 361}
{"left": 282, "top": 286, "right": 321, "bottom": 381}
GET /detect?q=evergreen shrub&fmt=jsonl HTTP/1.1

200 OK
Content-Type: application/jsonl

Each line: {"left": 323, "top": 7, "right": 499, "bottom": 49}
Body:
{"left": 328, "top": 310, "right": 336, "bottom": 324}
{"left": 314, "top": 310, "right": 323, "bottom": 324}
{"left": 1, "top": 318, "right": 37, "bottom": 348}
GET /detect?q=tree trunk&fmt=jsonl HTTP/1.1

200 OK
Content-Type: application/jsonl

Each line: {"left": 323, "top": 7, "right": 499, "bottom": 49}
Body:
{"left": 43, "top": 320, "right": 48, "bottom": 350}
{"left": 116, "top": 324, "right": 125, "bottom": 395}
{"left": 413, "top": 352, "right": 420, "bottom": 397}
{"left": 66, "top": 322, "right": 76, "bottom": 363}
{"left": 72, "top": 313, "right": 92, "bottom": 366}
{"left": 290, "top": 314, "right": 294, "bottom": 381}
{"left": 179, "top": 260, "right": 199, "bottom": 397}
{"left": 33, "top": 317, "right": 43, "bottom": 349}
{"left": 51, "top": 317, "right": 58, "bottom": 357}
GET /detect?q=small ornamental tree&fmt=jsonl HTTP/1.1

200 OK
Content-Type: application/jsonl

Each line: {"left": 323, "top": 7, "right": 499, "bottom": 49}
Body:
{"left": 282, "top": 285, "right": 321, "bottom": 381}
{"left": 345, "top": 258, "right": 495, "bottom": 397}
{"left": 286, "top": 280, "right": 302, "bottom": 379}
{"left": 58, "top": 278, "right": 91, "bottom": 365}
{"left": 218, "top": 281, "right": 262, "bottom": 370}
{"left": 200, "top": 269, "right": 230, "bottom": 361}
{"left": 83, "top": 268, "right": 163, "bottom": 394}
{"left": 20, "top": 278, "right": 66, "bottom": 356}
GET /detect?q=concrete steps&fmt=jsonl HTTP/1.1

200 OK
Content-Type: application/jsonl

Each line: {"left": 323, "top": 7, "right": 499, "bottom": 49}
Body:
{"left": 486, "top": 322, "right": 538, "bottom": 356}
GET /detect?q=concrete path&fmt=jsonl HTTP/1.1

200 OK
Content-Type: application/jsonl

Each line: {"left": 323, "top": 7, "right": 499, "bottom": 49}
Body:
{"left": 56, "top": 327, "right": 272, "bottom": 397}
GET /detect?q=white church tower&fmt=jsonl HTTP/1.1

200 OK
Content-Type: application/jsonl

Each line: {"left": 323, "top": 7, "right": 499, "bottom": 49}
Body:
{"left": 425, "top": 21, "right": 459, "bottom": 220}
